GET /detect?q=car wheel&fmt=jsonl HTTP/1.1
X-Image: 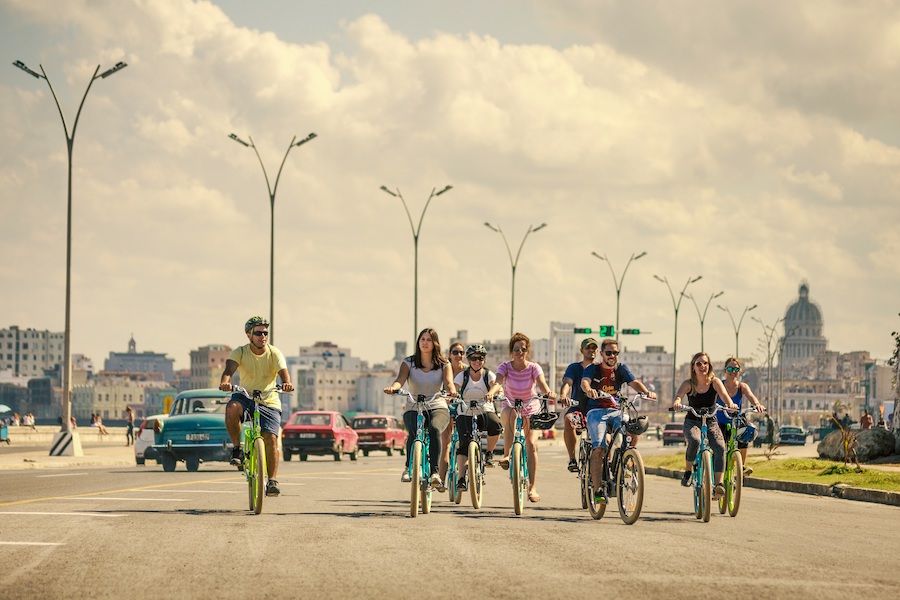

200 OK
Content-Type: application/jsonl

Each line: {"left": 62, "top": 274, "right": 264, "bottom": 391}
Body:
{"left": 283, "top": 450, "right": 292, "bottom": 461}
{"left": 161, "top": 453, "right": 177, "bottom": 472}
{"left": 334, "top": 446, "right": 343, "bottom": 461}
{"left": 362, "top": 449, "right": 369, "bottom": 457}
{"left": 300, "top": 454, "right": 308, "bottom": 461}
{"left": 385, "top": 448, "right": 391, "bottom": 457}
{"left": 136, "top": 456, "right": 145, "bottom": 465}
{"left": 350, "top": 448, "right": 358, "bottom": 461}
{"left": 185, "top": 456, "right": 200, "bottom": 472}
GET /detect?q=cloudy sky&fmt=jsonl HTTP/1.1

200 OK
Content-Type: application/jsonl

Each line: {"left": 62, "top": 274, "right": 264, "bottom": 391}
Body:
{"left": 2, "top": 0, "right": 898, "bottom": 373}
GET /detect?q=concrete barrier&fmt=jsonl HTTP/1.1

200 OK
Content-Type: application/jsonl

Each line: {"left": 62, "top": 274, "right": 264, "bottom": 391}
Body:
{"left": 4, "top": 425, "right": 129, "bottom": 446}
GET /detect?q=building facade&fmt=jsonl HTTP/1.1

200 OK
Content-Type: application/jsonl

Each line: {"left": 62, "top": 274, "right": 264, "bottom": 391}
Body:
{"left": 0, "top": 326, "right": 65, "bottom": 377}
{"left": 104, "top": 336, "right": 175, "bottom": 382}
{"left": 189, "top": 344, "right": 232, "bottom": 390}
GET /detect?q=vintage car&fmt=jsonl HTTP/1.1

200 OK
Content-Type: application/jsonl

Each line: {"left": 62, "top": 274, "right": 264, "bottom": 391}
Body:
{"left": 351, "top": 415, "right": 406, "bottom": 457}
{"left": 152, "top": 389, "right": 232, "bottom": 472}
{"left": 134, "top": 413, "right": 167, "bottom": 465}
{"left": 778, "top": 425, "right": 807, "bottom": 446}
{"left": 282, "top": 411, "right": 359, "bottom": 461}
{"left": 662, "top": 422, "right": 685, "bottom": 446}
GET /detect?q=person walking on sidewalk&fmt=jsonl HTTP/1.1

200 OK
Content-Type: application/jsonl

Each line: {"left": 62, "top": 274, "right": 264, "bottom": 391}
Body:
{"left": 219, "top": 316, "right": 294, "bottom": 498}
{"left": 125, "top": 407, "right": 135, "bottom": 446}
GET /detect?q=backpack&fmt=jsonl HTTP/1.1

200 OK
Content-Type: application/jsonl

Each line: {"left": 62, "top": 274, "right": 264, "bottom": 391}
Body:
{"left": 460, "top": 367, "right": 494, "bottom": 396}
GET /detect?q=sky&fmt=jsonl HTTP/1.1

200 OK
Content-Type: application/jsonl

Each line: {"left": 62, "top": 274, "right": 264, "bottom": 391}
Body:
{"left": 2, "top": 0, "right": 899, "bottom": 373}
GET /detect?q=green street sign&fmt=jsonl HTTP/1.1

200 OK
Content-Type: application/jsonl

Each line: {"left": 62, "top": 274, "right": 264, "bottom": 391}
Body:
{"left": 599, "top": 325, "right": 615, "bottom": 337}
{"left": 622, "top": 329, "right": 641, "bottom": 335}
{"left": 573, "top": 327, "right": 593, "bottom": 334}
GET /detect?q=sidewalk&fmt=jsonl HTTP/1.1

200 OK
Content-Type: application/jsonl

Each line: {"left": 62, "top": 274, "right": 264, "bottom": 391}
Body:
{"left": 0, "top": 427, "right": 136, "bottom": 470}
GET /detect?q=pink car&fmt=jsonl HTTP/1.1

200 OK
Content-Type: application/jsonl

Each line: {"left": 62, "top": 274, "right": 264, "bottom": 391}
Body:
{"left": 352, "top": 415, "right": 407, "bottom": 457}
{"left": 282, "top": 411, "right": 359, "bottom": 462}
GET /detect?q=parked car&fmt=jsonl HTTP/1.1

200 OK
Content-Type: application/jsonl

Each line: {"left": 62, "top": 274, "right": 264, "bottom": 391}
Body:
{"left": 282, "top": 411, "right": 359, "bottom": 462}
{"left": 351, "top": 415, "right": 406, "bottom": 457}
{"left": 662, "top": 422, "right": 685, "bottom": 446}
{"left": 778, "top": 425, "right": 807, "bottom": 446}
{"left": 152, "top": 389, "right": 232, "bottom": 472}
{"left": 134, "top": 413, "right": 167, "bottom": 465}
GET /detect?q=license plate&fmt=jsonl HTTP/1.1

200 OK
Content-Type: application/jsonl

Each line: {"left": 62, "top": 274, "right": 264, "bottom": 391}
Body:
{"left": 186, "top": 433, "right": 209, "bottom": 441}
{"left": 298, "top": 433, "right": 315, "bottom": 438}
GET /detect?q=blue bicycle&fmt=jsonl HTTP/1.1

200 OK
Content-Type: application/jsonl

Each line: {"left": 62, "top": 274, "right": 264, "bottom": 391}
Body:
{"left": 671, "top": 404, "right": 722, "bottom": 523}
{"left": 504, "top": 395, "right": 556, "bottom": 515}
{"left": 395, "top": 389, "right": 446, "bottom": 518}
{"left": 447, "top": 401, "right": 462, "bottom": 503}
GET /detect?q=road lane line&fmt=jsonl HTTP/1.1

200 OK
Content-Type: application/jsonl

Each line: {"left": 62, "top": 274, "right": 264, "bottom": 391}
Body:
{"left": 57, "top": 497, "right": 187, "bottom": 502}
{"left": 36, "top": 473, "right": 89, "bottom": 478}
{"left": 0, "top": 541, "right": 65, "bottom": 546}
{"left": 0, "top": 511, "right": 126, "bottom": 518}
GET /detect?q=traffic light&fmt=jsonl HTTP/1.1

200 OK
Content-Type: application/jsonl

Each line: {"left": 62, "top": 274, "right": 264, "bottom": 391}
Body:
{"left": 573, "top": 327, "right": 593, "bottom": 334}
{"left": 599, "top": 325, "right": 615, "bottom": 337}
{"left": 622, "top": 329, "right": 641, "bottom": 335}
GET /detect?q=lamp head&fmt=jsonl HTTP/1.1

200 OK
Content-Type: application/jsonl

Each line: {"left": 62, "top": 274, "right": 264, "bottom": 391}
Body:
{"left": 228, "top": 133, "right": 251, "bottom": 147}
{"left": 99, "top": 61, "right": 127, "bottom": 78}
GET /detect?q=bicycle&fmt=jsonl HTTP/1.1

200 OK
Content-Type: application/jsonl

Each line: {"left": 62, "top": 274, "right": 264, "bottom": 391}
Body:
{"left": 569, "top": 411, "right": 590, "bottom": 510}
{"left": 230, "top": 384, "right": 287, "bottom": 515}
{"left": 670, "top": 404, "right": 722, "bottom": 523}
{"left": 394, "top": 389, "right": 447, "bottom": 518}
{"left": 447, "top": 401, "right": 461, "bottom": 503}
{"left": 457, "top": 399, "right": 491, "bottom": 509}
{"left": 583, "top": 392, "right": 650, "bottom": 524}
{"left": 504, "top": 395, "right": 556, "bottom": 516}
{"left": 718, "top": 406, "right": 760, "bottom": 517}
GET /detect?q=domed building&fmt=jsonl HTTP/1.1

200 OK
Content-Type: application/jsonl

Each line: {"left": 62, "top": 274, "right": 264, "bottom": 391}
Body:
{"left": 780, "top": 282, "right": 827, "bottom": 372}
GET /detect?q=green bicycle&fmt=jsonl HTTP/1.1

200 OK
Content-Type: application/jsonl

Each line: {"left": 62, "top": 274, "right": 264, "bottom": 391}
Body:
{"left": 231, "top": 384, "right": 285, "bottom": 515}
{"left": 718, "top": 406, "right": 759, "bottom": 517}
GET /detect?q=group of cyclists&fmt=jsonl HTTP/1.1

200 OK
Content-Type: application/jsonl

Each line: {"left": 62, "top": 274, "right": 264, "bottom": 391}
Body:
{"left": 217, "top": 316, "right": 765, "bottom": 512}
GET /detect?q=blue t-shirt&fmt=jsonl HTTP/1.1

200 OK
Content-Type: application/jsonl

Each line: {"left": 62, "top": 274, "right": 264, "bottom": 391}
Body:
{"left": 716, "top": 385, "right": 743, "bottom": 425}
{"left": 581, "top": 363, "right": 636, "bottom": 410}
{"left": 563, "top": 362, "right": 589, "bottom": 405}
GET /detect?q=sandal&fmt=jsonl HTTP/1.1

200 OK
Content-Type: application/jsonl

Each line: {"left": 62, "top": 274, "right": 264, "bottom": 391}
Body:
{"left": 528, "top": 490, "right": 541, "bottom": 503}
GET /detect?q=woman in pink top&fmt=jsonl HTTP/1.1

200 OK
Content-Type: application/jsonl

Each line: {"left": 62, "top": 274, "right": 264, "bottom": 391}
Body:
{"left": 495, "top": 332, "right": 555, "bottom": 503}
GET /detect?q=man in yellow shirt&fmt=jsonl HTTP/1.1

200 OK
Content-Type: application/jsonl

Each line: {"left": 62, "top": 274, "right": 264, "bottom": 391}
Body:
{"left": 220, "top": 316, "right": 294, "bottom": 497}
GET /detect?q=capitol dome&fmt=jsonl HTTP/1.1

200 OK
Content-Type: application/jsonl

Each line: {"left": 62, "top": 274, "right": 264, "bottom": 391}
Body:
{"left": 781, "top": 282, "right": 827, "bottom": 371}
{"left": 785, "top": 283, "right": 823, "bottom": 325}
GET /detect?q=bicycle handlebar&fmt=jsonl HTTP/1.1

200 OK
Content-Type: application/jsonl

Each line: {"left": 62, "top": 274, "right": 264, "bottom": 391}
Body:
{"left": 229, "top": 384, "right": 291, "bottom": 400}
{"left": 669, "top": 405, "right": 723, "bottom": 418}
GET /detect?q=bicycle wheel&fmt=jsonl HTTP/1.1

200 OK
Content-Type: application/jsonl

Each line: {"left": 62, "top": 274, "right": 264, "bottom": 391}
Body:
{"left": 468, "top": 441, "right": 482, "bottom": 509}
{"left": 448, "top": 439, "right": 458, "bottom": 503}
{"left": 616, "top": 448, "right": 645, "bottom": 525}
{"left": 511, "top": 442, "right": 525, "bottom": 515}
{"left": 718, "top": 451, "right": 730, "bottom": 515}
{"left": 578, "top": 440, "right": 588, "bottom": 509}
{"left": 410, "top": 441, "right": 422, "bottom": 518}
{"left": 727, "top": 450, "right": 744, "bottom": 517}
{"left": 421, "top": 474, "right": 432, "bottom": 515}
{"left": 250, "top": 436, "right": 265, "bottom": 515}
{"left": 700, "top": 450, "right": 712, "bottom": 523}
{"left": 586, "top": 451, "right": 607, "bottom": 520}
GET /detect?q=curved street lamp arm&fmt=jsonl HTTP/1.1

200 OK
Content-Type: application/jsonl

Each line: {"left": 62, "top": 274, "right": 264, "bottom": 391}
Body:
{"left": 416, "top": 187, "right": 438, "bottom": 240}
{"left": 247, "top": 136, "right": 275, "bottom": 201}
{"left": 269, "top": 135, "right": 299, "bottom": 202}
{"left": 40, "top": 64, "right": 101, "bottom": 145}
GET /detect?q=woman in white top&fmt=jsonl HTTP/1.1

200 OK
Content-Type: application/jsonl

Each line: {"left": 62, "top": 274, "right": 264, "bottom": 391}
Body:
{"left": 384, "top": 328, "right": 457, "bottom": 488}
{"left": 440, "top": 342, "right": 468, "bottom": 487}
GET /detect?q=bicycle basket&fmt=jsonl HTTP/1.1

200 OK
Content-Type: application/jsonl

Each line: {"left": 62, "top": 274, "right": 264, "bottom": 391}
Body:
{"left": 625, "top": 415, "right": 649, "bottom": 435}
{"left": 736, "top": 424, "right": 757, "bottom": 443}
{"left": 529, "top": 410, "right": 560, "bottom": 431}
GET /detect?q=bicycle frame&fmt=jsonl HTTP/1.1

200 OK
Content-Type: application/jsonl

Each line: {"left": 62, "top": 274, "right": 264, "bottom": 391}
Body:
{"left": 679, "top": 404, "right": 721, "bottom": 523}
{"left": 459, "top": 399, "right": 489, "bottom": 509}
{"left": 719, "top": 406, "right": 757, "bottom": 517}
{"left": 231, "top": 384, "right": 284, "bottom": 515}
{"left": 396, "top": 390, "right": 446, "bottom": 517}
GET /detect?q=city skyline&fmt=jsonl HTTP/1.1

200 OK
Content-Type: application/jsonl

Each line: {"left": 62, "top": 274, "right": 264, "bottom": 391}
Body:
{"left": 2, "top": 1, "right": 898, "bottom": 373}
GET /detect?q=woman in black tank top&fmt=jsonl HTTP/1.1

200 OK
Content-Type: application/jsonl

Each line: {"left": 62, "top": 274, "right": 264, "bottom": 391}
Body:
{"left": 671, "top": 352, "right": 736, "bottom": 498}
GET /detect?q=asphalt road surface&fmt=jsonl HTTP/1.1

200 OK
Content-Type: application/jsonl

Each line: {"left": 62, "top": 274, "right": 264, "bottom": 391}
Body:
{"left": 1, "top": 441, "right": 898, "bottom": 599}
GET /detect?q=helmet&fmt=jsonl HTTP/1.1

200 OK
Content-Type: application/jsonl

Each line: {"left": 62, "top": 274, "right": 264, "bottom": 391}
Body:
{"left": 529, "top": 410, "right": 560, "bottom": 431}
{"left": 736, "top": 424, "right": 757, "bottom": 444}
{"left": 465, "top": 344, "right": 487, "bottom": 358}
{"left": 625, "top": 415, "right": 650, "bottom": 435}
{"left": 244, "top": 316, "right": 269, "bottom": 333}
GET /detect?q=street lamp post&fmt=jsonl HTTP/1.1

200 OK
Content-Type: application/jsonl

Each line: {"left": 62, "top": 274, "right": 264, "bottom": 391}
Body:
{"left": 13, "top": 59, "right": 127, "bottom": 451}
{"left": 718, "top": 303, "right": 758, "bottom": 360}
{"left": 381, "top": 185, "right": 453, "bottom": 341}
{"left": 485, "top": 222, "right": 548, "bottom": 337}
{"left": 752, "top": 316, "right": 783, "bottom": 405}
{"left": 591, "top": 251, "right": 646, "bottom": 343}
{"left": 686, "top": 290, "right": 724, "bottom": 352}
{"left": 229, "top": 132, "right": 317, "bottom": 344}
{"left": 654, "top": 274, "right": 702, "bottom": 409}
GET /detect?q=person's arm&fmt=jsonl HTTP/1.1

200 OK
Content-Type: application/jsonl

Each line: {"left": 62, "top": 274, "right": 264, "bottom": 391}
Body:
{"left": 580, "top": 375, "right": 598, "bottom": 399}
{"left": 559, "top": 376, "right": 574, "bottom": 407}
{"left": 712, "top": 378, "right": 736, "bottom": 409}
{"left": 442, "top": 363, "right": 457, "bottom": 397}
{"left": 672, "top": 380, "right": 691, "bottom": 410}
{"left": 384, "top": 361, "right": 411, "bottom": 394}
{"left": 627, "top": 379, "right": 656, "bottom": 400}
{"left": 277, "top": 368, "right": 294, "bottom": 393}
{"left": 219, "top": 359, "right": 239, "bottom": 391}
{"left": 536, "top": 371, "right": 555, "bottom": 398}
{"left": 740, "top": 382, "right": 763, "bottom": 410}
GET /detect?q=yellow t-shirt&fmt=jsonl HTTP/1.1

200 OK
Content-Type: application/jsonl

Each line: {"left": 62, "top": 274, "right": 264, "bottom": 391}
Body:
{"left": 228, "top": 344, "right": 287, "bottom": 408}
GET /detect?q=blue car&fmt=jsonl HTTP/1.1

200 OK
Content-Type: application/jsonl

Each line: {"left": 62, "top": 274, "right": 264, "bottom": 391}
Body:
{"left": 778, "top": 426, "right": 807, "bottom": 446}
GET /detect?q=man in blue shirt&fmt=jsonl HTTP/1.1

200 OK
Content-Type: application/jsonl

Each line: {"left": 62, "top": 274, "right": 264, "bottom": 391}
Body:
{"left": 559, "top": 337, "right": 598, "bottom": 472}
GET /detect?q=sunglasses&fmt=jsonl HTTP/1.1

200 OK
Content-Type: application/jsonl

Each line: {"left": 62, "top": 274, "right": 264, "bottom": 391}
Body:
{"left": 725, "top": 366, "right": 740, "bottom": 373}
{"left": 694, "top": 361, "right": 709, "bottom": 367}
{"left": 252, "top": 330, "right": 269, "bottom": 337}
{"left": 468, "top": 355, "right": 485, "bottom": 362}
{"left": 604, "top": 351, "right": 619, "bottom": 357}
{"left": 512, "top": 347, "right": 528, "bottom": 354}
{"left": 450, "top": 350, "right": 465, "bottom": 356}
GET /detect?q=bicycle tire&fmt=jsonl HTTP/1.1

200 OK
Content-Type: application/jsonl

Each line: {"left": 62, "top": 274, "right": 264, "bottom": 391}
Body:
{"left": 468, "top": 441, "right": 482, "bottom": 509}
{"left": 251, "top": 436, "right": 265, "bottom": 515}
{"left": 727, "top": 451, "right": 743, "bottom": 517}
{"left": 578, "top": 440, "right": 589, "bottom": 510}
{"left": 421, "top": 476, "right": 432, "bottom": 515}
{"left": 718, "top": 450, "right": 731, "bottom": 515}
{"left": 700, "top": 450, "right": 712, "bottom": 523}
{"left": 511, "top": 442, "right": 525, "bottom": 515}
{"left": 448, "top": 438, "right": 458, "bottom": 503}
{"left": 586, "top": 450, "right": 607, "bottom": 520}
{"left": 410, "top": 441, "right": 422, "bottom": 518}
{"left": 616, "top": 448, "right": 645, "bottom": 525}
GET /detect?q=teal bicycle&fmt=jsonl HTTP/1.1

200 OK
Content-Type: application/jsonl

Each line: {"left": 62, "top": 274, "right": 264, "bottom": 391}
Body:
{"left": 504, "top": 395, "right": 556, "bottom": 516}
{"left": 395, "top": 389, "right": 447, "bottom": 518}
{"left": 231, "top": 384, "right": 286, "bottom": 515}
{"left": 718, "top": 406, "right": 760, "bottom": 517}
{"left": 447, "top": 401, "right": 462, "bottom": 503}
{"left": 671, "top": 404, "right": 721, "bottom": 523}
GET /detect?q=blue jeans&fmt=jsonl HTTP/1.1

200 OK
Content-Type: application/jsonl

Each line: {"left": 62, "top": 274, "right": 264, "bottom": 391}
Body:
{"left": 586, "top": 408, "right": 622, "bottom": 449}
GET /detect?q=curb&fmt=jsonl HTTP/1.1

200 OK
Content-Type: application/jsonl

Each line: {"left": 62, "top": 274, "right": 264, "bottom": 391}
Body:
{"left": 645, "top": 466, "right": 900, "bottom": 507}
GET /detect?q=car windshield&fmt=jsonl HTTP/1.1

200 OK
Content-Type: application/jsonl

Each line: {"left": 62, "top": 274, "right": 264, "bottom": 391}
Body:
{"left": 353, "top": 418, "right": 388, "bottom": 429}
{"left": 177, "top": 398, "right": 228, "bottom": 415}
{"left": 289, "top": 413, "right": 332, "bottom": 426}
{"left": 781, "top": 427, "right": 803, "bottom": 433}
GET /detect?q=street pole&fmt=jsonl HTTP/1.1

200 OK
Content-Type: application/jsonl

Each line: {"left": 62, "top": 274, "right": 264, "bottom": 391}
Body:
{"left": 752, "top": 316, "right": 783, "bottom": 405}
{"left": 591, "top": 251, "right": 646, "bottom": 343}
{"left": 13, "top": 59, "right": 127, "bottom": 454}
{"left": 381, "top": 185, "right": 453, "bottom": 341}
{"left": 229, "top": 132, "right": 317, "bottom": 344}
{"left": 686, "top": 290, "right": 724, "bottom": 352}
{"left": 485, "top": 222, "right": 548, "bottom": 337}
{"left": 718, "top": 303, "right": 758, "bottom": 360}
{"left": 654, "top": 274, "right": 702, "bottom": 412}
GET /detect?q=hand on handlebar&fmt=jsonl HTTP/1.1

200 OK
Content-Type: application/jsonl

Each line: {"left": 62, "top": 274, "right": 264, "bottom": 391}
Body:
{"left": 559, "top": 396, "right": 572, "bottom": 408}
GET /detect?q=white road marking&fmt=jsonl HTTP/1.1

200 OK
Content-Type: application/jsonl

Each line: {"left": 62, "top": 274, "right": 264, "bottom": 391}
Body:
{"left": 0, "top": 511, "right": 126, "bottom": 518}
{"left": 57, "top": 497, "right": 187, "bottom": 502}
{"left": 0, "top": 541, "right": 64, "bottom": 546}
{"left": 129, "top": 489, "right": 240, "bottom": 494}
{"left": 36, "top": 473, "right": 88, "bottom": 478}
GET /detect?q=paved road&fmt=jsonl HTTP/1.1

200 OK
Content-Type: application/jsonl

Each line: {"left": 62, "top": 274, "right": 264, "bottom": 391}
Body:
{"left": 1, "top": 441, "right": 898, "bottom": 599}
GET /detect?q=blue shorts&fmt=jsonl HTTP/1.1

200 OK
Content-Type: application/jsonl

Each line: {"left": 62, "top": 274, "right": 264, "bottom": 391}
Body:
{"left": 586, "top": 407, "right": 622, "bottom": 449}
{"left": 230, "top": 393, "right": 282, "bottom": 435}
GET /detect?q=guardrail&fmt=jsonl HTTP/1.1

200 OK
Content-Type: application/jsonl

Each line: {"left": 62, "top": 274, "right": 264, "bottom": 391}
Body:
{"left": 3, "top": 425, "right": 129, "bottom": 445}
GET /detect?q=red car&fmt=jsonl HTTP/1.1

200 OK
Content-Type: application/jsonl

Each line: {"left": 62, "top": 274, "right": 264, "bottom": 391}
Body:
{"left": 282, "top": 411, "right": 359, "bottom": 462}
{"left": 352, "top": 415, "right": 407, "bottom": 457}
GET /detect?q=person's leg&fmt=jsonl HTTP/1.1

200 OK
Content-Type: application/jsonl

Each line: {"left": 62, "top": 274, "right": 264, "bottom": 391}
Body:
{"left": 484, "top": 412, "right": 502, "bottom": 461}
{"left": 225, "top": 397, "right": 246, "bottom": 448}
{"left": 259, "top": 406, "right": 282, "bottom": 481}
{"left": 564, "top": 407, "right": 577, "bottom": 461}
{"left": 525, "top": 420, "right": 540, "bottom": 500}
{"left": 439, "top": 418, "right": 453, "bottom": 483}
{"left": 455, "top": 414, "right": 472, "bottom": 476}
{"left": 708, "top": 422, "right": 726, "bottom": 486}
{"left": 402, "top": 411, "right": 417, "bottom": 468}
{"left": 683, "top": 421, "right": 701, "bottom": 483}
{"left": 427, "top": 408, "right": 450, "bottom": 476}
{"left": 588, "top": 411, "right": 610, "bottom": 491}
{"left": 500, "top": 406, "right": 514, "bottom": 463}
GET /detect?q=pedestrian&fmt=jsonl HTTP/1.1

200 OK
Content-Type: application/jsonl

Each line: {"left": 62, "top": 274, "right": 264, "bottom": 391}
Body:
{"left": 125, "top": 406, "right": 135, "bottom": 446}
{"left": 860, "top": 410, "right": 873, "bottom": 429}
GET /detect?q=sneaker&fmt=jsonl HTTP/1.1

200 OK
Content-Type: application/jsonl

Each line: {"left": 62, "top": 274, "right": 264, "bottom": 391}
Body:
{"left": 401, "top": 470, "right": 412, "bottom": 483}
{"left": 457, "top": 477, "right": 468, "bottom": 492}
{"left": 265, "top": 480, "right": 280, "bottom": 497}
{"left": 743, "top": 466, "right": 754, "bottom": 476}
{"left": 430, "top": 474, "right": 442, "bottom": 489}
{"left": 567, "top": 459, "right": 579, "bottom": 473}
{"left": 484, "top": 454, "right": 495, "bottom": 468}
{"left": 230, "top": 447, "right": 244, "bottom": 467}
{"left": 593, "top": 488, "right": 607, "bottom": 504}
{"left": 713, "top": 483, "right": 726, "bottom": 499}
{"left": 681, "top": 470, "right": 692, "bottom": 487}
